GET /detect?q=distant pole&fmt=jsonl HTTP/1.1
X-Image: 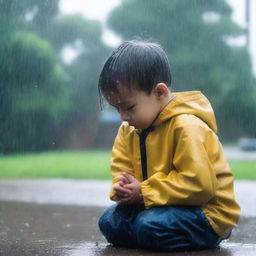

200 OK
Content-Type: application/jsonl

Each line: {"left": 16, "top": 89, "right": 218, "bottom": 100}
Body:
{"left": 245, "top": 0, "right": 250, "bottom": 50}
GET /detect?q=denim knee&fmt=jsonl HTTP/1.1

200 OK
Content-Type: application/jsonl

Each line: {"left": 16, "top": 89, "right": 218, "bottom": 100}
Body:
{"left": 132, "top": 206, "right": 223, "bottom": 251}
{"left": 98, "top": 204, "right": 141, "bottom": 247}
{"left": 98, "top": 205, "right": 118, "bottom": 244}
{"left": 132, "top": 209, "right": 164, "bottom": 250}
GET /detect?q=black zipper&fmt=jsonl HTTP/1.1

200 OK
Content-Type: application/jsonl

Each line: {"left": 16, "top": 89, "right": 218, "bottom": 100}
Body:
{"left": 139, "top": 127, "right": 152, "bottom": 180}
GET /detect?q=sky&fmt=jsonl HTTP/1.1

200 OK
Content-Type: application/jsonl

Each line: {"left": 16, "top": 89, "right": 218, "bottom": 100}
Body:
{"left": 60, "top": 0, "right": 256, "bottom": 73}
{"left": 226, "top": 0, "right": 256, "bottom": 73}
{"left": 60, "top": 0, "right": 121, "bottom": 47}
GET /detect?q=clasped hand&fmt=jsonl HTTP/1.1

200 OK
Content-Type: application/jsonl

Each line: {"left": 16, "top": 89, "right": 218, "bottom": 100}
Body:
{"left": 113, "top": 172, "right": 143, "bottom": 204}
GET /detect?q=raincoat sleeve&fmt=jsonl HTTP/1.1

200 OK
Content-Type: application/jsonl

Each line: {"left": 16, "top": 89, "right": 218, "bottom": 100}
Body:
{"left": 141, "top": 121, "right": 218, "bottom": 208}
{"left": 109, "top": 123, "right": 134, "bottom": 201}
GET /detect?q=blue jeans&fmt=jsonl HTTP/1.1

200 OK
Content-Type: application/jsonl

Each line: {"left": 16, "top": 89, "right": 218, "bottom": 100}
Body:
{"left": 98, "top": 204, "right": 223, "bottom": 251}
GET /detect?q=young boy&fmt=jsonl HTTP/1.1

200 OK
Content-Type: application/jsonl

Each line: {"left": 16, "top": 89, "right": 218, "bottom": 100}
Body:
{"left": 98, "top": 40, "right": 240, "bottom": 251}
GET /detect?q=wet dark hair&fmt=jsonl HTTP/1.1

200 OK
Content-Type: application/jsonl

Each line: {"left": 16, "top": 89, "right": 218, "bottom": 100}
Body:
{"left": 98, "top": 40, "right": 172, "bottom": 106}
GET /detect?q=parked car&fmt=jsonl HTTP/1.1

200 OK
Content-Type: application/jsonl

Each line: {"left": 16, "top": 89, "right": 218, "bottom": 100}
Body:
{"left": 239, "top": 138, "right": 256, "bottom": 151}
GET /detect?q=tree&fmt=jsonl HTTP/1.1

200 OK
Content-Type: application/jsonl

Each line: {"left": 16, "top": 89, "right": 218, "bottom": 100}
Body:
{"left": 28, "top": 7, "right": 110, "bottom": 149}
{"left": 39, "top": 14, "right": 109, "bottom": 149}
{"left": 0, "top": 0, "right": 110, "bottom": 152}
{"left": 0, "top": 0, "right": 69, "bottom": 153}
{"left": 108, "top": 0, "right": 256, "bottom": 140}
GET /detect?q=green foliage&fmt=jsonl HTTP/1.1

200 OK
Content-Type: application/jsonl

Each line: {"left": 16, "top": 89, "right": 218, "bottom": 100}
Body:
{"left": 29, "top": 8, "right": 110, "bottom": 150}
{"left": 0, "top": 0, "right": 109, "bottom": 153}
{"left": 0, "top": 21, "right": 70, "bottom": 152}
{"left": 6, "top": 32, "right": 70, "bottom": 118}
{"left": 42, "top": 14, "right": 109, "bottom": 149}
{"left": 47, "top": 14, "right": 102, "bottom": 48}
{"left": 108, "top": 0, "right": 256, "bottom": 140}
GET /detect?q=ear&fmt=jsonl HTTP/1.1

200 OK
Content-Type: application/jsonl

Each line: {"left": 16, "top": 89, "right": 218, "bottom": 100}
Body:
{"left": 153, "top": 83, "right": 169, "bottom": 98}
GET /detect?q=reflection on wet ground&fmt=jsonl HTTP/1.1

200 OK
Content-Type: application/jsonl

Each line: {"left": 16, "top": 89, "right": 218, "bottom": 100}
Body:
{"left": 0, "top": 201, "right": 256, "bottom": 256}
{"left": 62, "top": 242, "right": 256, "bottom": 256}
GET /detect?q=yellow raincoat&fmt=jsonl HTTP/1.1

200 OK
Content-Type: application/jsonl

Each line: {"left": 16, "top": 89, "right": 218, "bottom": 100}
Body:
{"left": 110, "top": 91, "right": 240, "bottom": 238}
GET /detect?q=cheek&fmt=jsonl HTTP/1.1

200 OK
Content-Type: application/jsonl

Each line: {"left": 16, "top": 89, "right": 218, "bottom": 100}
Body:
{"left": 138, "top": 103, "right": 159, "bottom": 122}
{"left": 136, "top": 109, "right": 151, "bottom": 121}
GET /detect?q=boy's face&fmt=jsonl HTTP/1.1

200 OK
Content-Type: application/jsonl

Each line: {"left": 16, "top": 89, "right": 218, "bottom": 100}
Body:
{"left": 105, "top": 86, "right": 163, "bottom": 129}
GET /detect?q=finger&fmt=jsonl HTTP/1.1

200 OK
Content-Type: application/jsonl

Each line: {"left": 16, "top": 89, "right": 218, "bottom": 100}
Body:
{"left": 120, "top": 173, "right": 131, "bottom": 184}
{"left": 114, "top": 184, "right": 132, "bottom": 195}
{"left": 119, "top": 176, "right": 128, "bottom": 185}
{"left": 124, "top": 183, "right": 135, "bottom": 190}
{"left": 119, "top": 180, "right": 125, "bottom": 187}
{"left": 115, "top": 191, "right": 129, "bottom": 198}
{"left": 123, "top": 172, "right": 134, "bottom": 183}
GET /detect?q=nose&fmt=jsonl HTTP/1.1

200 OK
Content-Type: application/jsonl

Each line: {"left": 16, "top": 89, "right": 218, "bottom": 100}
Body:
{"left": 119, "top": 110, "right": 130, "bottom": 122}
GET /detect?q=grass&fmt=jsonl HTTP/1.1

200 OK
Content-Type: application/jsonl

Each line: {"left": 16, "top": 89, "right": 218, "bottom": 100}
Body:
{"left": 0, "top": 150, "right": 112, "bottom": 179}
{"left": 0, "top": 150, "right": 255, "bottom": 180}
{"left": 230, "top": 161, "right": 256, "bottom": 180}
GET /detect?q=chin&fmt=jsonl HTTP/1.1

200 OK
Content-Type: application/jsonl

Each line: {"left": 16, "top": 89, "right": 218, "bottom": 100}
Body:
{"left": 129, "top": 123, "right": 138, "bottom": 128}
{"left": 133, "top": 124, "right": 146, "bottom": 130}
{"left": 129, "top": 122, "right": 147, "bottom": 129}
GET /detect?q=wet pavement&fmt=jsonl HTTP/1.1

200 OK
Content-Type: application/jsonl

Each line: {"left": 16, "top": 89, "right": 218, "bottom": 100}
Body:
{"left": 0, "top": 179, "right": 255, "bottom": 216}
{"left": 0, "top": 179, "right": 256, "bottom": 255}
{"left": 224, "top": 146, "right": 256, "bottom": 161}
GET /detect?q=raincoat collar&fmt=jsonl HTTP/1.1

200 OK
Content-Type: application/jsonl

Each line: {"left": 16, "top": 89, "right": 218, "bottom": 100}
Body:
{"left": 151, "top": 91, "right": 218, "bottom": 132}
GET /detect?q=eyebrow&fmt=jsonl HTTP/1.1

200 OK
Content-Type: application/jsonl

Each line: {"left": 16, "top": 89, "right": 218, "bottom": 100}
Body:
{"left": 109, "top": 100, "right": 134, "bottom": 108}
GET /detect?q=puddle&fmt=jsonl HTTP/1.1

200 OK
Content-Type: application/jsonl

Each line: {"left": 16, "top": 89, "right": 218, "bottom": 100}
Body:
{"left": 0, "top": 201, "right": 255, "bottom": 256}
{"left": 56, "top": 243, "right": 109, "bottom": 256}
{"left": 57, "top": 242, "right": 256, "bottom": 256}
{"left": 222, "top": 242, "right": 256, "bottom": 248}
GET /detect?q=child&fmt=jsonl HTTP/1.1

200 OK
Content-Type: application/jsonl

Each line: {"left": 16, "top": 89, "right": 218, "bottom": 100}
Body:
{"left": 98, "top": 40, "right": 240, "bottom": 251}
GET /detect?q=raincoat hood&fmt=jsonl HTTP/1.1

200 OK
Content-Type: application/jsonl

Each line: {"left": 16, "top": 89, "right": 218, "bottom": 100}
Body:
{"left": 153, "top": 91, "right": 217, "bottom": 132}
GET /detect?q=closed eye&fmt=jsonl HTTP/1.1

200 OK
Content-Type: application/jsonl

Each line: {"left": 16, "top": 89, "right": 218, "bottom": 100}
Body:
{"left": 127, "top": 105, "right": 135, "bottom": 111}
